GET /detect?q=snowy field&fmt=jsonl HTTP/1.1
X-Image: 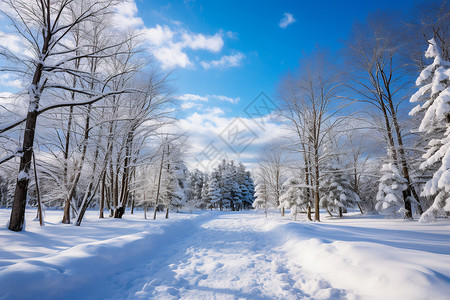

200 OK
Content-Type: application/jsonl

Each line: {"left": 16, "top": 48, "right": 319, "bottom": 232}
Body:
{"left": 0, "top": 209, "right": 449, "bottom": 300}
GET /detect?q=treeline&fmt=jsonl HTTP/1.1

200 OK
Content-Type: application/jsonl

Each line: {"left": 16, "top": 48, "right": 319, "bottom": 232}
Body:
{"left": 253, "top": 0, "right": 450, "bottom": 222}
{"left": 0, "top": 0, "right": 174, "bottom": 231}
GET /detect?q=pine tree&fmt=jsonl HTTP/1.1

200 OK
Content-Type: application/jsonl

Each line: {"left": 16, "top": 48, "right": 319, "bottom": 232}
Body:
{"left": 375, "top": 163, "right": 409, "bottom": 217}
{"left": 253, "top": 179, "right": 270, "bottom": 217}
{"left": 320, "top": 164, "right": 361, "bottom": 218}
{"left": 279, "top": 177, "right": 308, "bottom": 220}
{"left": 208, "top": 172, "right": 222, "bottom": 210}
{"left": 409, "top": 38, "right": 450, "bottom": 222}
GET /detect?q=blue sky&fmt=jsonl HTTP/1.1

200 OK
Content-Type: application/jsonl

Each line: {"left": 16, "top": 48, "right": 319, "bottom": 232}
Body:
{"left": 134, "top": 0, "right": 424, "bottom": 116}
{"left": 0, "top": 0, "right": 428, "bottom": 172}
{"left": 121, "top": 0, "right": 425, "bottom": 171}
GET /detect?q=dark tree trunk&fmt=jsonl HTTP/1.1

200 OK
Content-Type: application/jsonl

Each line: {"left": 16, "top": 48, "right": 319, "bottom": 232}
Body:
{"left": 307, "top": 205, "right": 312, "bottom": 221}
{"left": 33, "top": 152, "right": 43, "bottom": 226}
{"left": 314, "top": 148, "right": 320, "bottom": 222}
{"left": 326, "top": 208, "right": 333, "bottom": 217}
{"left": 9, "top": 33, "right": 49, "bottom": 231}
{"left": 99, "top": 172, "right": 106, "bottom": 218}
{"left": 339, "top": 207, "right": 343, "bottom": 218}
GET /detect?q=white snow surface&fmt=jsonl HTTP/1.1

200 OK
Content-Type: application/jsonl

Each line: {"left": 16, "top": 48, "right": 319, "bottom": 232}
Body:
{"left": 0, "top": 209, "right": 449, "bottom": 300}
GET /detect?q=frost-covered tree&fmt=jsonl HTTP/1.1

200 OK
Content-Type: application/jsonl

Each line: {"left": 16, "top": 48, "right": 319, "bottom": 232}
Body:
{"left": 201, "top": 174, "right": 211, "bottom": 209}
{"left": 279, "top": 177, "right": 309, "bottom": 221}
{"left": 278, "top": 50, "right": 346, "bottom": 221}
{"left": 253, "top": 180, "right": 269, "bottom": 217}
{"left": 208, "top": 172, "right": 222, "bottom": 210}
{"left": 375, "top": 163, "right": 409, "bottom": 217}
{"left": 410, "top": 38, "right": 450, "bottom": 222}
{"left": 253, "top": 164, "right": 272, "bottom": 217}
{"left": 0, "top": 0, "right": 133, "bottom": 231}
{"left": 320, "top": 164, "right": 361, "bottom": 218}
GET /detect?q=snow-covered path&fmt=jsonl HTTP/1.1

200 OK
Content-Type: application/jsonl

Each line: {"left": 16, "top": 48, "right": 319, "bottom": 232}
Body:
{"left": 1, "top": 209, "right": 450, "bottom": 300}
{"left": 109, "top": 212, "right": 349, "bottom": 300}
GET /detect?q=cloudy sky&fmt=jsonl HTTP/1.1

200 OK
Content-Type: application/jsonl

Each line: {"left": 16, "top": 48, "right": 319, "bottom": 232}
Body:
{"left": 0, "top": 0, "right": 426, "bottom": 172}
{"left": 119, "top": 0, "right": 425, "bottom": 171}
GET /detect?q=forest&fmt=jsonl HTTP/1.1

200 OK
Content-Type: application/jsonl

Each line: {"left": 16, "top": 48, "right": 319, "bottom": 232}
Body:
{"left": 0, "top": 0, "right": 449, "bottom": 233}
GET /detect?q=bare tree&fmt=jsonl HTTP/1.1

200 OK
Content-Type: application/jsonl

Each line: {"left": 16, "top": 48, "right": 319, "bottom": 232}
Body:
{"left": 0, "top": 0, "right": 135, "bottom": 231}
{"left": 345, "top": 13, "right": 423, "bottom": 218}
{"left": 278, "top": 50, "right": 346, "bottom": 222}
{"left": 257, "top": 145, "right": 288, "bottom": 216}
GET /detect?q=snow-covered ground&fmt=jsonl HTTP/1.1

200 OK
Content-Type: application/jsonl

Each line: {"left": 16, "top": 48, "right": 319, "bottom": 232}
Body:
{"left": 0, "top": 209, "right": 449, "bottom": 300}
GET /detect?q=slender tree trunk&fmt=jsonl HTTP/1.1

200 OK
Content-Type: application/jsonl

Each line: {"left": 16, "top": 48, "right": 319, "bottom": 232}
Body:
{"left": 339, "top": 207, "right": 343, "bottom": 218}
{"left": 100, "top": 172, "right": 106, "bottom": 218}
{"left": 33, "top": 152, "right": 43, "bottom": 226}
{"left": 326, "top": 208, "right": 333, "bottom": 217}
{"left": 153, "top": 146, "right": 166, "bottom": 220}
{"left": 62, "top": 105, "right": 92, "bottom": 223}
{"left": 307, "top": 204, "right": 312, "bottom": 221}
{"left": 314, "top": 146, "right": 320, "bottom": 222}
{"left": 357, "top": 203, "right": 364, "bottom": 214}
{"left": 165, "top": 206, "right": 169, "bottom": 219}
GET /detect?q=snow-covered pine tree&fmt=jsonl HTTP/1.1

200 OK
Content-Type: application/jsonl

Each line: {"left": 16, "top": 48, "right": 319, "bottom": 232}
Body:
{"left": 160, "top": 158, "right": 187, "bottom": 217}
{"left": 279, "top": 177, "right": 308, "bottom": 220}
{"left": 375, "top": 163, "right": 409, "bottom": 218}
{"left": 320, "top": 164, "right": 361, "bottom": 218}
{"left": 201, "top": 174, "right": 211, "bottom": 209}
{"left": 253, "top": 178, "right": 270, "bottom": 217}
{"left": 208, "top": 172, "right": 222, "bottom": 210}
{"left": 243, "top": 171, "right": 255, "bottom": 209}
{"left": 409, "top": 38, "right": 450, "bottom": 222}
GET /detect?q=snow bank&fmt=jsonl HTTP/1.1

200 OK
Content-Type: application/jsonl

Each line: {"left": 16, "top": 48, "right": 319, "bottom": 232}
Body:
{"left": 264, "top": 214, "right": 450, "bottom": 300}
{"left": 0, "top": 209, "right": 210, "bottom": 300}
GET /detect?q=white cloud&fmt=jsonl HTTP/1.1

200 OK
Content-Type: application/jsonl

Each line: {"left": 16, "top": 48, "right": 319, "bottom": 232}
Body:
{"left": 110, "top": 1, "right": 230, "bottom": 70}
{"left": 201, "top": 52, "right": 244, "bottom": 69}
{"left": 279, "top": 13, "right": 296, "bottom": 29}
{"left": 177, "top": 94, "right": 240, "bottom": 104}
{"left": 178, "top": 108, "right": 288, "bottom": 172}
{"left": 143, "top": 25, "right": 174, "bottom": 46}
{"left": 0, "top": 74, "right": 22, "bottom": 89}
{"left": 211, "top": 95, "right": 240, "bottom": 104}
{"left": 152, "top": 44, "right": 192, "bottom": 69}
{"left": 182, "top": 32, "right": 223, "bottom": 52}
{"left": 181, "top": 102, "right": 198, "bottom": 110}
{"left": 177, "top": 94, "right": 209, "bottom": 101}
{"left": 112, "top": 1, "right": 144, "bottom": 28}
{"left": 226, "top": 31, "right": 238, "bottom": 39}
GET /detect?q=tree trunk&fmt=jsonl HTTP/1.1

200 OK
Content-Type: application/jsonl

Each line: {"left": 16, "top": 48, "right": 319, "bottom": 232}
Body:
{"left": 165, "top": 206, "right": 169, "bottom": 219}
{"left": 314, "top": 149, "right": 320, "bottom": 222}
{"left": 307, "top": 205, "right": 312, "bottom": 221}
{"left": 339, "top": 207, "right": 343, "bottom": 218}
{"left": 326, "top": 208, "right": 333, "bottom": 217}
{"left": 33, "top": 152, "right": 43, "bottom": 226}
{"left": 357, "top": 203, "right": 364, "bottom": 214}
{"left": 99, "top": 172, "right": 106, "bottom": 218}
{"left": 62, "top": 105, "right": 92, "bottom": 223}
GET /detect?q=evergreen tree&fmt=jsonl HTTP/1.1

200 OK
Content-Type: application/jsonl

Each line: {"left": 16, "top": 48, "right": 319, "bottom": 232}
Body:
{"left": 410, "top": 38, "right": 450, "bottom": 222}
{"left": 279, "top": 177, "right": 308, "bottom": 220}
{"left": 375, "top": 163, "right": 409, "bottom": 217}
{"left": 320, "top": 164, "right": 361, "bottom": 218}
